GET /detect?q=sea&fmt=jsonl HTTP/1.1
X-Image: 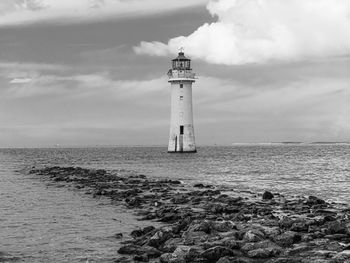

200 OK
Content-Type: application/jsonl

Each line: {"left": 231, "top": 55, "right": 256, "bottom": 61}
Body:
{"left": 0, "top": 145, "right": 349, "bottom": 262}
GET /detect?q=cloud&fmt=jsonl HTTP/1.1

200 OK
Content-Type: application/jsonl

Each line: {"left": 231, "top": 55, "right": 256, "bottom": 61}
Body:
{"left": 9, "top": 77, "right": 33, "bottom": 84}
{"left": 0, "top": 0, "right": 208, "bottom": 27}
{"left": 134, "top": 0, "right": 350, "bottom": 65}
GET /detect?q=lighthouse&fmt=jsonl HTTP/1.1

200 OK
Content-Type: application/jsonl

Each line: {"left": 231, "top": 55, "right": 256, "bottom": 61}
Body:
{"left": 167, "top": 49, "right": 197, "bottom": 153}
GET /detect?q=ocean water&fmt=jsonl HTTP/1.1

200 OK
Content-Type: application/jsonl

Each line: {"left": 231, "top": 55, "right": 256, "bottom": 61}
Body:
{"left": 0, "top": 145, "right": 350, "bottom": 262}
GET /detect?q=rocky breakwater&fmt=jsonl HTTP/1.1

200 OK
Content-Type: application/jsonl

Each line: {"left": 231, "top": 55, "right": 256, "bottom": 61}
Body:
{"left": 29, "top": 166, "right": 350, "bottom": 263}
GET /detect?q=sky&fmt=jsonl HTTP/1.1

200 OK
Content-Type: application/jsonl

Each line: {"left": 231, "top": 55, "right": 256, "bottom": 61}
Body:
{"left": 0, "top": 0, "right": 350, "bottom": 147}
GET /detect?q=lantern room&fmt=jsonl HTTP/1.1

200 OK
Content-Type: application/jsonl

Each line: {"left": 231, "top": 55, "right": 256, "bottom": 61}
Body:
{"left": 172, "top": 51, "right": 191, "bottom": 70}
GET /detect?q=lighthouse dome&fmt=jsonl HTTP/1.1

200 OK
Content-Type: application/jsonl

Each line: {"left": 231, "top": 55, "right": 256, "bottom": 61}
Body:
{"left": 172, "top": 52, "right": 190, "bottom": 61}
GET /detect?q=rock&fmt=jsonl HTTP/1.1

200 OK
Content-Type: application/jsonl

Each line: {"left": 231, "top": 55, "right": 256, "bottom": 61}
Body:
{"left": 273, "top": 231, "right": 301, "bottom": 247}
{"left": 216, "top": 256, "right": 244, "bottom": 263}
{"left": 171, "top": 195, "right": 190, "bottom": 204}
{"left": 159, "top": 253, "right": 172, "bottom": 263}
{"left": 160, "top": 213, "right": 179, "bottom": 222}
{"left": 323, "top": 221, "right": 347, "bottom": 235}
{"left": 131, "top": 229, "right": 145, "bottom": 238}
{"left": 160, "top": 246, "right": 198, "bottom": 263}
{"left": 114, "top": 233, "right": 123, "bottom": 239}
{"left": 211, "top": 221, "right": 236, "bottom": 232}
{"left": 243, "top": 229, "right": 265, "bottom": 242}
{"left": 290, "top": 221, "right": 309, "bottom": 232}
{"left": 147, "top": 227, "right": 173, "bottom": 248}
{"left": 241, "top": 240, "right": 281, "bottom": 254}
{"left": 114, "top": 256, "right": 133, "bottom": 263}
{"left": 134, "top": 253, "right": 149, "bottom": 262}
{"left": 163, "top": 238, "right": 184, "bottom": 253}
{"left": 125, "top": 197, "right": 143, "bottom": 207}
{"left": 29, "top": 166, "right": 350, "bottom": 263}
{"left": 118, "top": 245, "right": 161, "bottom": 258}
{"left": 216, "top": 256, "right": 254, "bottom": 263}
{"left": 332, "top": 250, "right": 350, "bottom": 261}
{"left": 263, "top": 191, "right": 274, "bottom": 200}
{"left": 131, "top": 226, "right": 155, "bottom": 238}
{"left": 279, "top": 217, "right": 295, "bottom": 229}
{"left": 187, "top": 220, "right": 212, "bottom": 234}
{"left": 183, "top": 231, "right": 208, "bottom": 245}
{"left": 201, "top": 246, "right": 235, "bottom": 262}
{"left": 261, "top": 226, "right": 281, "bottom": 238}
{"left": 307, "top": 196, "right": 326, "bottom": 205}
{"left": 247, "top": 248, "right": 272, "bottom": 258}
{"left": 267, "top": 258, "right": 303, "bottom": 263}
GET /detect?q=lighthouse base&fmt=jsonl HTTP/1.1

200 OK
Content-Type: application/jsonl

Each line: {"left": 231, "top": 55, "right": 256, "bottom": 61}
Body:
{"left": 167, "top": 124, "right": 196, "bottom": 153}
{"left": 167, "top": 150, "right": 197, "bottom": 153}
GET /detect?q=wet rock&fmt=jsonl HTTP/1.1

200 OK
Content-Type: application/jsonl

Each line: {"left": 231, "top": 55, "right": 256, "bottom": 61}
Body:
{"left": 279, "top": 217, "right": 295, "bottom": 229}
{"left": 243, "top": 229, "right": 265, "bottom": 242}
{"left": 267, "top": 258, "right": 303, "bottom": 263}
{"left": 134, "top": 253, "right": 149, "bottom": 262}
{"left": 332, "top": 250, "right": 350, "bottom": 261}
{"left": 125, "top": 197, "right": 143, "bottom": 208}
{"left": 114, "top": 233, "right": 123, "bottom": 239}
{"left": 159, "top": 253, "right": 183, "bottom": 263}
{"left": 273, "top": 231, "right": 301, "bottom": 247}
{"left": 29, "top": 167, "right": 350, "bottom": 263}
{"left": 183, "top": 231, "right": 208, "bottom": 245}
{"left": 160, "top": 245, "right": 198, "bottom": 263}
{"left": 131, "top": 226, "right": 156, "bottom": 238}
{"left": 323, "top": 221, "right": 348, "bottom": 235}
{"left": 211, "top": 221, "right": 236, "bottom": 232}
{"left": 216, "top": 256, "right": 253, "bottom": 263}
{"left": 201, "top": 246, "right": 235, "bottom": 262}
{"left": 147, "top": 227, "right": 173, "bottom": 248}
{"left": 160, "top": 213, "right": 180, "bottom": 223}
{"left": 163, "top": 238, "right": 184, "bottom": 253}
{"left": 290, "top": 221, "right": 309, "bottom": 232}
{"left": 247, "top": 247, "right": 280, "bottom": 258}
{"left": 186, "top": 220, "right": 212, "bottom": 234}
{"left": 171, "top": 195, "right": 190, "bottom": 204}
{"left": 118, "top": 245, "right": 161, "bottom": 258}
{"left": 241, "top": 240, "right": 281, "bottom": 254}
{"left": 113, "top": 256, "right": 133, "bottom": 263}
{"left": 307, "top": 196, "right": 326, "bottom": 206}
{"left": 263, "top": 191, "right": 274, "bottom": 200}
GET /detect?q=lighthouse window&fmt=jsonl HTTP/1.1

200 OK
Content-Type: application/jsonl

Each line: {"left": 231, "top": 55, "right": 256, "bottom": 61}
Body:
{"left": 180, "top": 126, "right": 184, "bottom": 135}
{"left": 180, "top": 84, "right": 183, "bottom": 88}
{"left": 180, "top": 96, "right": 183, "bottom": 100}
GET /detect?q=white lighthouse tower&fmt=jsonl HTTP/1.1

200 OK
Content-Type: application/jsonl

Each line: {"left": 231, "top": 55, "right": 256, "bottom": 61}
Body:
{"left": 167, "top": 49, "right": 197, "bottom": 153}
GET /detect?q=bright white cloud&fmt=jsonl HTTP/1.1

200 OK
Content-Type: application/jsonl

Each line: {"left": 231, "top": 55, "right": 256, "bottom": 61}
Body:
{"left": 9, "top": 78, "right": 33, "bottom": 84}
{"left": 0, "top": 0, "right": 208, "bottom": 26}
{"left": 134, "top": 0, "right": 350, "bottom": 65}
